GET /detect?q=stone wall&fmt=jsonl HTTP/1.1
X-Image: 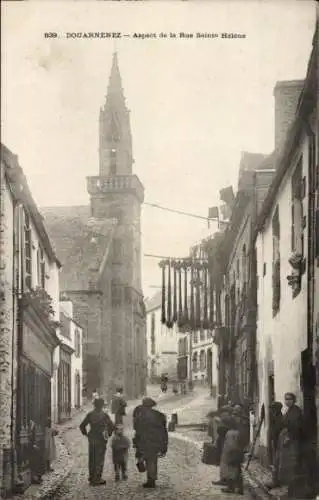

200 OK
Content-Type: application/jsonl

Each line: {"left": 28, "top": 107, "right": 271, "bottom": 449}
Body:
{"left": 0, "top": 163, "right": 15, "bottom": 497}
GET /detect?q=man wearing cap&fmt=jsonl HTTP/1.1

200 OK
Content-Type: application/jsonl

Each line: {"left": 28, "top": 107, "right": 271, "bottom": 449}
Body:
{"left": 80, "top": 398, "right": 115, "bottom": 486}
{"left": 133, "top": 397, "right": 168, "bottom": 489}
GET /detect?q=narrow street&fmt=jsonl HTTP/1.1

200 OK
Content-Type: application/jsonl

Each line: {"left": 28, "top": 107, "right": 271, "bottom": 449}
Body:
{"left": 53, "top": 390, "right": 248, "bottom": 499}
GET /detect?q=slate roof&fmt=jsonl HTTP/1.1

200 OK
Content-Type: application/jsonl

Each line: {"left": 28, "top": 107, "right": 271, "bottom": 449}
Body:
{"left": 40, "top": 205, "right": 117, "bottom": 291}
{"left": 1, "top": 144, "right": 61, "bottom": 267}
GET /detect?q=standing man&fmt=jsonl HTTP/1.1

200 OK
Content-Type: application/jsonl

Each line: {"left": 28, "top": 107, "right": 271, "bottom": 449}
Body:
{"left": 80, "top": 398, "right": 115, "bottom": 486}
{"left": 111, "top": 387, "right": 127, "bottom": 425}
{"left": 133, "top": 397, "right": 168, "bottom": 489}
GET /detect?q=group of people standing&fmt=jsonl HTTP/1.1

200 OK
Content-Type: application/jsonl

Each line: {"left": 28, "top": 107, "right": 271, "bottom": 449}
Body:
{"left": 268, "top": 392, "right": 315, "bottom": 498}
{"left": 209, "top": 391, "right": 314, "bottom": 498}
{"left": 208, "top": 403, "right": 249, "bottom": 495}
{"left": 79, "top": 388, "right": 168, "bottom": 488}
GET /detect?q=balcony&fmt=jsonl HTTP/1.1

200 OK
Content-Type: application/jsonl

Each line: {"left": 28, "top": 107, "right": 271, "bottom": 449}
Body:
{"left": 87, "top": 175, "right": 144, "bottom": 202}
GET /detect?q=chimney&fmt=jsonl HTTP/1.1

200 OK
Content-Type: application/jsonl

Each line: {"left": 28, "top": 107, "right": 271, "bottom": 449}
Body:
{"left": 273, "top": 80, "right": 304, "bottom": 151}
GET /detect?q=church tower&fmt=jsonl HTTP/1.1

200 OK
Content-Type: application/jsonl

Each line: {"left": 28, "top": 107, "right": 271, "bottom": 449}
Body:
{"left": 87, "top": 53, "right": 146, "bottom": 400}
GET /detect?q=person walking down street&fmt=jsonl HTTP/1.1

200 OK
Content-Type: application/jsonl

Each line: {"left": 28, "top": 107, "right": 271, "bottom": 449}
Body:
{"left": 219, "top": 416, "right": 245, "bottom": 495}
{"left": 111, "top": 424, "right": 130, "bottom": 482}
{"left": 44, "top": 418, "right": 58, "bottom": 473}
{"left": 160, "top": 374, "right": 168, "bottom": 393}
{"left": 79, "top": 397, "right": 115, "bottom": 486}
{"left": 212, "top": 406, "right": 233, "bottom": 486}
{"left": 111, "top": 387, "right": 127, "bottom": 425}
{"left": 132, "top": 397, "right": 168, "bottom": 489}
{"left": 276, "top": 393, "right": 304, "bottom": 496}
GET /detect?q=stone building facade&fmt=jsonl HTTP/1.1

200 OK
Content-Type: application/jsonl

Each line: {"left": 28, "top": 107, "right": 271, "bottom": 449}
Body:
{"left": 0, "top": 144, "right": 61, "bottom": 496}
{"left": 215, "top": 153, "right": 275, "bottom": 408}
{"left": 56, "top": 300, "right": 83, "bottom": 422}
{"left": 255, "top": 26, "right": 318, "bottom": 467}
{"left": 146, "top": 291, "right": 178, "bottom": 381}
{"left": 60, "top": 301, "right": 83, "bottom": 411}
{"left": 42, "top": 53, "right": 146, "bottom": 402}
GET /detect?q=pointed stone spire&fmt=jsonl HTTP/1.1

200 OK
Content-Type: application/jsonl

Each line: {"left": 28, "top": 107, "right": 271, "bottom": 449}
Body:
{"left": 98, "top": 53, "right": 133, "bottom": 177}
{"left": 105, "top": 52, "right": 125, "bottom": 104}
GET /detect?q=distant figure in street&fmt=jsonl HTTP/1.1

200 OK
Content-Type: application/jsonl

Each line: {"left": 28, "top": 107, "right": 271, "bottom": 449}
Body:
{"left": 133, "top": 397, "right": 168, "bottom": 489}
{"left": 111, "top": 424, "right": 130, "bottom": 482}
{"left": 44, "top": 418, "right": 58, "bottom": 473}
{"left": 276, "top": 393, "right": 304, "bottom": 495}
{"left": 80, "top": 397, "right": 115, "bottom": 486}
{"left": 111, "top": 387, "right": 127, "bottom": 425}
{"left": 219, "top": 416, "right": 245, "bottom": 495}
{"left": 160, "top": 374, "right": 168, "bottom": 393}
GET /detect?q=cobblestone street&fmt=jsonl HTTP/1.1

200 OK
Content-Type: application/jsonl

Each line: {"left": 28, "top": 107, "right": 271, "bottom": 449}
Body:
{"left": 52, "top": 391, "right": 248, "bottom": 499}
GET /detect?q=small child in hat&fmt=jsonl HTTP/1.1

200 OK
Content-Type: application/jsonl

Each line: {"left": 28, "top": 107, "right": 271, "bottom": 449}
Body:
{"left": 111, "top": 424, "right": 130, "bottom": 482}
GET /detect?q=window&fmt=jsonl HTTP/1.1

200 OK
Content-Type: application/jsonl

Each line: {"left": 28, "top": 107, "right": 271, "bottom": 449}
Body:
{"left": 184, "top": 337, "right": 188, "bottom": 354}
{"left": 110, "top": 149, "right": 117, "bottom": 175}
{"left": 199, "top": 350, "right": 206, "bottom": 371}
{"left": 200, "top": 329, "right": 205, "bottom": 342}
{"left": 192, "top": 352, "right": 198, "bottom": 373}
{"left": 193, "top": 330, "right": 198, "bottom": 343}
{"left": 112, "top": 237, "right": 123, "bottom": 263}
{"left": 178, "top": 338, "right": 184, "bottom": 356}
{"left": 272, "top": 206, "right": 280, "bottom": 316}
{"left": 151, "top": 313, "right": 155, "bottom": 355}
{"left": 37, "top": 246, "right": 46, "bottom": 289}
{"left": 24, "top": 211, "right": 32, "bottom": 289}
{"left": 291, "top": 160, "right": 304, "bottom": 256}
{"left": 109, "top": 206, "right": 123, "bottom": 222}
{"left": 111, "top": 282, "right": 122, "bottom": 307}
{"left": 74, "top": 329, "right": 81, "bottom": 358}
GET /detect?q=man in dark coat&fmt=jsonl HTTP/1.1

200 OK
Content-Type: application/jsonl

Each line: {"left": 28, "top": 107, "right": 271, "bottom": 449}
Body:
{"left": 133, "top": 397, "right": 168, "bottom": 488}
{"left": 80, "top": 398, "right": 115, "bottom": 486}
{"left": 111, "top": 387, "right": 127, "bottom": 425}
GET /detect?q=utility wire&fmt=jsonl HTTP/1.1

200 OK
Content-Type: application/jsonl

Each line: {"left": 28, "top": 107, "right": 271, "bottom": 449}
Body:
{"left": 89, "top": 196, "right": 218, "bottom": 223}
{"left": 144, "top": 253, "right": 206, "bottom": 261}
{"left": 144, "top": 202, "right": 217, "bottom": 221}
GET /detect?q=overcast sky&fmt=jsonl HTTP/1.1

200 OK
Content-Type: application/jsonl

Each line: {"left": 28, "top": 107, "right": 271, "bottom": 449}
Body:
{"left": 2, "top": 0, "right": 316, "bottom": 298}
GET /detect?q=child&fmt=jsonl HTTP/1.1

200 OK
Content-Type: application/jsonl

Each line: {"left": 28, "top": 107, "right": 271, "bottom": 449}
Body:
{"left": 44, "top": 418, "right": 58, "bottom": 473}
{"left": 111, "top": 425, "right": 130, "bottom": 482}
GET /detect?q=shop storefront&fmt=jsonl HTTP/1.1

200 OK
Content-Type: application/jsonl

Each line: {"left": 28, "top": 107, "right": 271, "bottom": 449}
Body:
{"left": 58, "top": 344, "right": 73, "bottom": 422}
{"left": 16, "top": 296, "right": 59, "bottom": 491}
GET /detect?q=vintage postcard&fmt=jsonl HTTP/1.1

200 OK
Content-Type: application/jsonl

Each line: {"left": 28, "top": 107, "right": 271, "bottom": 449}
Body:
{"left": 1, "top": 1, "right": 318, "bottom": 498}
